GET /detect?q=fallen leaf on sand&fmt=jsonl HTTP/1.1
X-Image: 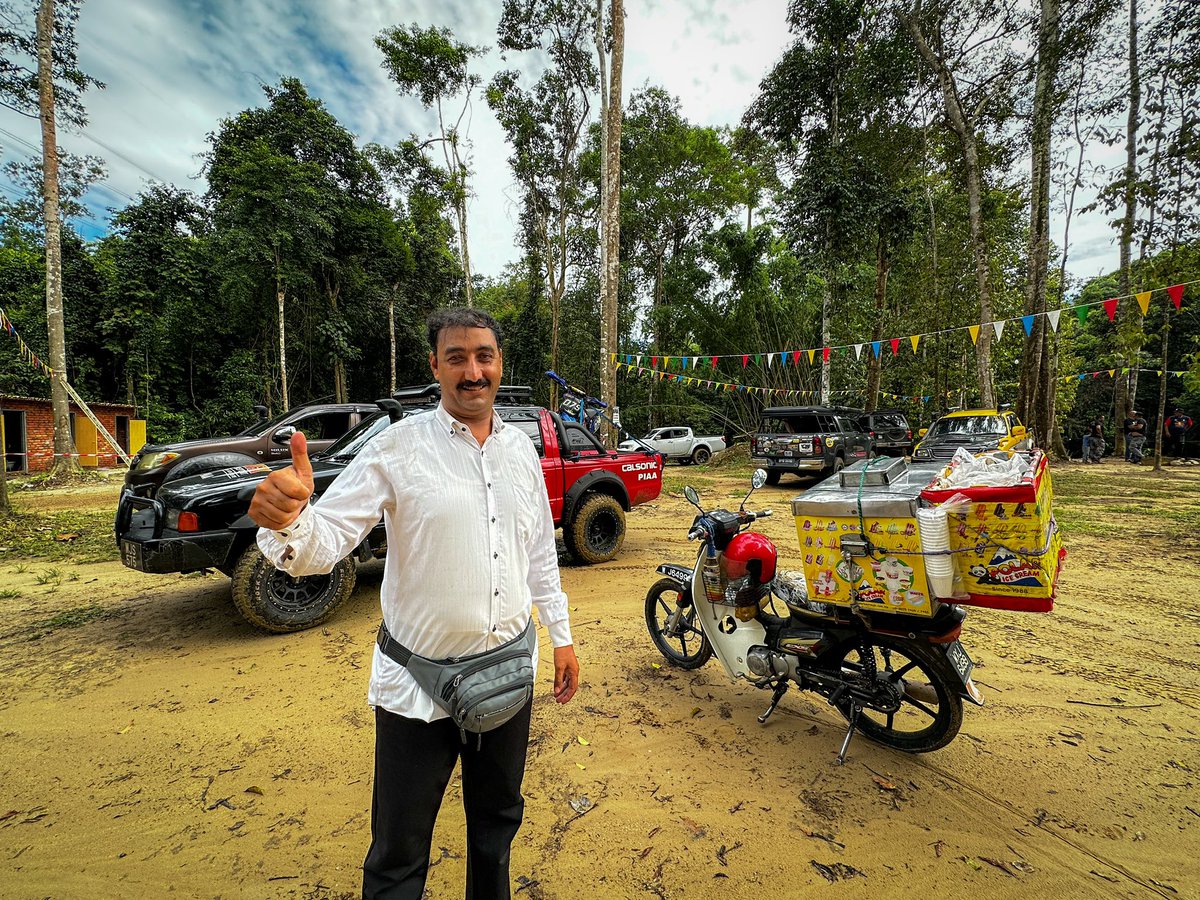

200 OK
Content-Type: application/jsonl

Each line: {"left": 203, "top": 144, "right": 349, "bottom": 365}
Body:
{"left": 872, "top": 775, "right": 898, "bottom": 791}
{"left": 577, "top": 736, "right": 590, "bottom": 746}
{"left": 244, "top": 786, "right": 264, "bottom": 796}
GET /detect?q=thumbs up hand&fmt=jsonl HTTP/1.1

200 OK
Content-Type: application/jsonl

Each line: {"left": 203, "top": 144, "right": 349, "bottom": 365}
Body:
{"left": 250, "top": 431, "right": 316, "bottom": 530}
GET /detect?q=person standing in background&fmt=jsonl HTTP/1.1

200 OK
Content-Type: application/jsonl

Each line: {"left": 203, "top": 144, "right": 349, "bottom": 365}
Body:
{"left": 1124, "top": 409, "right": 1147, "bottom": 464}
{"left": 1166, "top": 407, "right": 1194, "bottom": 458}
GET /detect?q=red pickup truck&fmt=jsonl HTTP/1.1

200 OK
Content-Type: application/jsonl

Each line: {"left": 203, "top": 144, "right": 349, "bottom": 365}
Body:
{"left": 116, "top": 399, "right": 664, "bottom": 632}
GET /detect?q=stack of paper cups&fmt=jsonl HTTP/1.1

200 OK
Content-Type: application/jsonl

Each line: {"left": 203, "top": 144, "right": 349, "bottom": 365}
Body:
{"left": 917, "top": 506, "right": 955, "bottom": 598}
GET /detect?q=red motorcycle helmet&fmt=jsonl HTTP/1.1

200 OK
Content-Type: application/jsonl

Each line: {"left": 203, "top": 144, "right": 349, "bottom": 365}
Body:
{"left": 720, "top": 532, "right": 778, "bottom": 585}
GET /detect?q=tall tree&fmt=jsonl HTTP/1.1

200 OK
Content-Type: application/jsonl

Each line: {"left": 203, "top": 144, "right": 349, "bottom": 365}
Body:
{"left": 899, "top": 0, "right": 1030, "bottom": 409}
{"left": 753, "top": 0, "right": 919, "bottom": 404}
{"left": 376, "top": 24, "right": 485, "bottom": 306}
{"left": 489, "top": 0, "right": 598, "bottom": 409}
{"left": 598, "top": 0, "right": 623, "bottom": 442}
{"left": 0, "top": 0, "right": 102, "bottom": 477}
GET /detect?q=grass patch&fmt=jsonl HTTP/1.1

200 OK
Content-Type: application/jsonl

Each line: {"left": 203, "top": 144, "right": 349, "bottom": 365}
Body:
{"left": 0, "top": 509, "right": 119, "bottom": 564}
{"left": 28, "top": 603, "right": 108, "bottom": 639}
{"left": 0, "top": 588, "right": 20, "bottom": 600}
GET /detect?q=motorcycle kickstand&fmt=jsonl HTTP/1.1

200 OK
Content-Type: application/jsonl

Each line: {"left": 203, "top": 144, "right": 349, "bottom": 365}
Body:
{"left": 758, "top": 680, "right": 789, "bottom": 724}
{"left": 835, "top": 702, "right": 861, "bottom": 766}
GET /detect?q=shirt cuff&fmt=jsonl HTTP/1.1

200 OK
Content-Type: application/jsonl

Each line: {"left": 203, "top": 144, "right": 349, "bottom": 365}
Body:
{"left": 275, "top": 503, "right": 314, "bottom": 541}
{"left": 542, "top": 613, "right": 573, "bottom": 649}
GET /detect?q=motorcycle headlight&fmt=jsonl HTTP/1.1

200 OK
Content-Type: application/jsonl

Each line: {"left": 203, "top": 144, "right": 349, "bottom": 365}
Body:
{"left": 136, "top": 451, "right": 180, "bottom": 471}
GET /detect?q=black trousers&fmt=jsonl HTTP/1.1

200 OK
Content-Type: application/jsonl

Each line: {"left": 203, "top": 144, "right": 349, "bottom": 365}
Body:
{"left": 361, "top": 701, "right": 532, "bottom": 900}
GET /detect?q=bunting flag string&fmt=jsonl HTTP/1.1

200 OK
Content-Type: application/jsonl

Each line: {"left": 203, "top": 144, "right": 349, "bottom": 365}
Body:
{"left": 609, "top": 356, "right": 953, "bottom": 404}
{"left": 0, "top": 304, "right": 55, "bottom": 378}
{"left": 642, "top": 279, "right": 1193, "bottom": 372}
{"left": 1059, "top": 367, "right": 1188, "bottom": 383}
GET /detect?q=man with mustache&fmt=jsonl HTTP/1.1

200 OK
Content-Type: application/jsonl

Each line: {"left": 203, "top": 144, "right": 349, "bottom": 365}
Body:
{"left": 250, "top": 306, "right": 579, "bottom": 899}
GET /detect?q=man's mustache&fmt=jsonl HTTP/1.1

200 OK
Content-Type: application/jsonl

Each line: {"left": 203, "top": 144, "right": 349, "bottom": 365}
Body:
{"left": 458, "top": 379, "right": 491, "bottom": 390}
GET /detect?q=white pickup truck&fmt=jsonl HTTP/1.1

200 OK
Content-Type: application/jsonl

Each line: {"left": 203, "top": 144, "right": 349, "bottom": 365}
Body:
{"left": 618, "top": 426, "right": 726, "bottom": 464}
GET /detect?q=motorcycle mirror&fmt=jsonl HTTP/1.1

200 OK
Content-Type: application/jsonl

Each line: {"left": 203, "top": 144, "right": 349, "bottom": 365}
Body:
{"left": 740, "top": 468, "right": 768, "bottom": 511}
{"left": 683, "top": 485, "right": 701, "bottom": 509}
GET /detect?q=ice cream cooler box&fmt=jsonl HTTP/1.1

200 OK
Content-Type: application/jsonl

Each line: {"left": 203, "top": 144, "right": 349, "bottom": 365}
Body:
{"left": 920, "top": 452, "right": 1065, "bottom": 613}
{"left": 790, "top": 458, "right": 944, "bottom": 617}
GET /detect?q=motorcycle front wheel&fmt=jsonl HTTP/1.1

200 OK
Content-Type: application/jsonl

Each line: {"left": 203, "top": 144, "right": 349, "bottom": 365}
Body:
{"left": 644, "top": 577, "right": 713, "bottom": 670}
{"left": 830, "top": 635, "right": 963, "bottom": 753}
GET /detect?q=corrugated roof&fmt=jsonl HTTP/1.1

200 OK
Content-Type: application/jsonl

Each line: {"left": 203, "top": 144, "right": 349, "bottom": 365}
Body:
{"left": 0, "top": 394, "right": 137, "bottom": 410}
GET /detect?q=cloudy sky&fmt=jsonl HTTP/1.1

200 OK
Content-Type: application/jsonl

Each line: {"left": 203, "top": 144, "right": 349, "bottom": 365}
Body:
{"left": 0, "top": 0, "right": 1122, "bottom": 287}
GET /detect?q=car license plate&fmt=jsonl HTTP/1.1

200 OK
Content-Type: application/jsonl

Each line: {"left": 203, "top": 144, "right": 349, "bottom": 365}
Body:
{"left": 799, "top": 442, "right": 812, "bottom": 453}
{"left": 120, "top": 539, "right": 144, "bottom": 571}
{"left": 944, "top": 640, "right": 974, "bottom": 683}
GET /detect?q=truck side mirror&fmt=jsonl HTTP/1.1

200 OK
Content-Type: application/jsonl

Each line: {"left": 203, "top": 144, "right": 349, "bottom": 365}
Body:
{"left": 272, "top": 426, "right": 296, "bottom": 445}
{"left": 918, "top": 428, "right": 928, "bottom": 438}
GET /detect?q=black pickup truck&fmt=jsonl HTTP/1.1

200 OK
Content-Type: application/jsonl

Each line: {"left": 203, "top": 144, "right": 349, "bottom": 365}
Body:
{"left": 116, "top": 391, "right": 663, "bottom": 633}
{"left": 751, "top": 405, "right": 872, "bottom": 485}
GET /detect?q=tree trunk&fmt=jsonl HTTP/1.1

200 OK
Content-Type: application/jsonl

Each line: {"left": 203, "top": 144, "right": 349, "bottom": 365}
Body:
{"left": 1154, "top": 305, "right": 1169, "bottom": 471}
{"left": 1019, "top": 0, "right": 1060, "bottom": 446}
{"left": 1114, "top": 0, "right": 1140, "bottom": 458}
{"left": 276, "top": 284, "right": 289, "bottom": 411}
{"left": 601, "top": 0, "right": 623, "bottom": 444}
{"left": 388, "top": 283, "right": 397, "bottom": 395}
{"left": 38, "top": 0, "right": 79, "bottom": 479}
{"left": 902, "top": 12, "right": 995, "bottom": 408}
{"left": 866, "top": 233, "right": 889, "bottom": 410}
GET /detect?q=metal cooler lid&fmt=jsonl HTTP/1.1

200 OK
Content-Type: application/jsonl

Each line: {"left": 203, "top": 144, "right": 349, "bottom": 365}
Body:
{"left": 791, "top": 460, "right": 942, "bottom": 519}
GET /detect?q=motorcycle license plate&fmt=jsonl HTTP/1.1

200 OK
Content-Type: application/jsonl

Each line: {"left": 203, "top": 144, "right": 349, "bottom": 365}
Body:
{"left": 120, "top": 539, "right": 145, "bottom": 571}
{"left": 944, "top": 641, "right": 974, "bottom": 684}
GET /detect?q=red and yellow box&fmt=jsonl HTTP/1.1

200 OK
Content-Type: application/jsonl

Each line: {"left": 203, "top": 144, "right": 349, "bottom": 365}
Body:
{"left": 921, "top": 453, "right": 1065, "bottom": 613}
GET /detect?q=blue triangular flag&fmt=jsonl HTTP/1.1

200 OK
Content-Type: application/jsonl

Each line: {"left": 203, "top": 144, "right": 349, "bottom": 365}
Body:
{"left": 1021, "top": 314, "right": 1034, "bottom": 336}
{"left": 871, "top": 341, "right": 882, "bottom": 358}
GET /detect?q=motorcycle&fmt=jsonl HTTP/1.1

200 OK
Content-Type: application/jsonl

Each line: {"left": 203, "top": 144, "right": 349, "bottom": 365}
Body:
{"left": 546, "top": 369, "right": 608, "bottom": 435}
{"left": 645, "top": 469, "right": 984, "bottom": 763}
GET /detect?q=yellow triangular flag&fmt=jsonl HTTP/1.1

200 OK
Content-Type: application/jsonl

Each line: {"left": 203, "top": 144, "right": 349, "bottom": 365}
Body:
{"left": 1136, "top": 291, "right": 1152, "bottom": 315}
{"left": 968, "top": 325, "right": 980, "bottom": 345}
{"left": 807, "top": 348, "right": 816, "bottom": 364}
{"left": 1107, "top": 369, "right": 1114, "bottom": 376}
{"left": 910, "top": 334, "right": 920, "bottom": 353}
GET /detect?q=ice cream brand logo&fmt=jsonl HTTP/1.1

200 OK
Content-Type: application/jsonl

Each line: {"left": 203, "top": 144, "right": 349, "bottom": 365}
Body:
{"left": 972, "top": 548, "right": 1044, "bottom": 587}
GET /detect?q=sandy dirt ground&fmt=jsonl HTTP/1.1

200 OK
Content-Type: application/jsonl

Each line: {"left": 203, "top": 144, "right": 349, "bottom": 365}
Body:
{"left": 1, "top": 464, "right": 1198, "bottom": 899}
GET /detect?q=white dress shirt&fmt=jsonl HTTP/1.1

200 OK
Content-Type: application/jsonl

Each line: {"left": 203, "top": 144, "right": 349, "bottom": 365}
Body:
{"left": 257, "top": 403, "right": 572, "bottom": 722}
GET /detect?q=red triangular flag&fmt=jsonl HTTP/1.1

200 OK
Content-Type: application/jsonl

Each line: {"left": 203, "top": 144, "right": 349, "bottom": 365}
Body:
{"left": 890, "top": 338, "right": 900, "bottom": 356}
{"left": 1168, "top": 284, "right": 1185, "bottom": 310}
{"left": 1103, "top": 298, "right": 1118, "bottom": 321}
{"left": 741, "top": 354, "right": 748, "bottom": 369}
{"left": 792, "top": 350, "right": 801, "bottom": 366}
{"left": 652, "top": 356, "right": 659, "bottom": 367}
{"left": 822, "top": 346, "right": 830, "bottom": 363}
{"left": 711, "top": 356, "right": 718, "bottom": 368}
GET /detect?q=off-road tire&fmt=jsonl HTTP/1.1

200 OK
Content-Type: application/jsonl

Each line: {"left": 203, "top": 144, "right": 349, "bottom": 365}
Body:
{"left": 230, "top": 545, "right": 356, "bottom": 633}
{"left": 823, "top": 455, "right": 846, "bottom": 478}
{"left": 692, "top": 446, "right": 712, "bottom": 465}
{"left": 163, "top": 452, "right": 258, "bottom": 486}
{"left": 565, "top": 493, "right": 625, "bottom": 564}
{"left": 765, "top": 469, "right": 782, "bottom": 486}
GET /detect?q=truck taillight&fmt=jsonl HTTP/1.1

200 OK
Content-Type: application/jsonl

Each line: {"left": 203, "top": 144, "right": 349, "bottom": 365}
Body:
{"left": 813, "top": 437, "right": 823, "bottom": 453}
{"left": 178, "top": 512, "right": 200, "bottom": 532}
{"left": 906, "top": 430, "right": 912, "bottom": 440}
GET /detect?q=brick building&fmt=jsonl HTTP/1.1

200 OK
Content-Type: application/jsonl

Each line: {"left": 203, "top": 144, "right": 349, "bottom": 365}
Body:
{"left": 1, "top": 395, "right": 146, "bottom": 473}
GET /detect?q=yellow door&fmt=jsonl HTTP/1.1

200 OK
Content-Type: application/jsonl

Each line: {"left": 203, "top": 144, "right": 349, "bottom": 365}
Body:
{"left": 76, "top": 418, "right": 98, "bottom": 467}
{"left": 130, "top": 419, "right": 146, "bottom": 456}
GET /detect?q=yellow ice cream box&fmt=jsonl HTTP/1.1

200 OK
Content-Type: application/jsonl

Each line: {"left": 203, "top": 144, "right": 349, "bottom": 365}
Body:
{"left": 790, "top": 458, "right": 941, "bottom": 617}
{"left": 920, "top": 452, "right": 1063, "bottom": 613}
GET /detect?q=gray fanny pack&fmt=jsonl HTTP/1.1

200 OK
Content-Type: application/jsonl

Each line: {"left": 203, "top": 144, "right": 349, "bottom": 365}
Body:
{"left": 376, "top": 619, "right": 536, "bottom": 744}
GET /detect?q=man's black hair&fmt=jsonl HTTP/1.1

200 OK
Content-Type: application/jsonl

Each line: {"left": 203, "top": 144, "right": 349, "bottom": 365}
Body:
{"left": 427, "top": 307, "right": 503, "bottom": 353}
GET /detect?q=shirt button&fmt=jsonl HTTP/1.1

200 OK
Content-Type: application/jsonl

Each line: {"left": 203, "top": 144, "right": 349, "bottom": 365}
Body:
{"left": 494, "top": 589, "right": 499, "bottom": 596}
{"left": 492, "top": 625, "right": 498, "bottom": 632}
{"left": 494, "top": 552, "right": 498, "bottom": 559}
{"left": 491, "top": 517, "right": 496, "bottom": 523}
{"left": 487, "top": 482, "right": 491, "bottom": 488}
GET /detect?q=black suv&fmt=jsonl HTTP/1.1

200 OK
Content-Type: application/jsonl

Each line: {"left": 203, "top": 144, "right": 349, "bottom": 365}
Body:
{"left": 751, "top": 405, "right": 872, "bottom": 485}
{"left": 857, "top": 408, "right": 913, "bottom": 457}
{"left": 125, "top": 400, "right": 380, "bottom": 498}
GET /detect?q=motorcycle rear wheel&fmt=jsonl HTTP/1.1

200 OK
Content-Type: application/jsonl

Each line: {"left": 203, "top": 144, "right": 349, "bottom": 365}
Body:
{"left": 830, "top": 636, "right": 963, "bottom": 753}
{"left": 644, "top": 577, "right": 712, "bottom": 669}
